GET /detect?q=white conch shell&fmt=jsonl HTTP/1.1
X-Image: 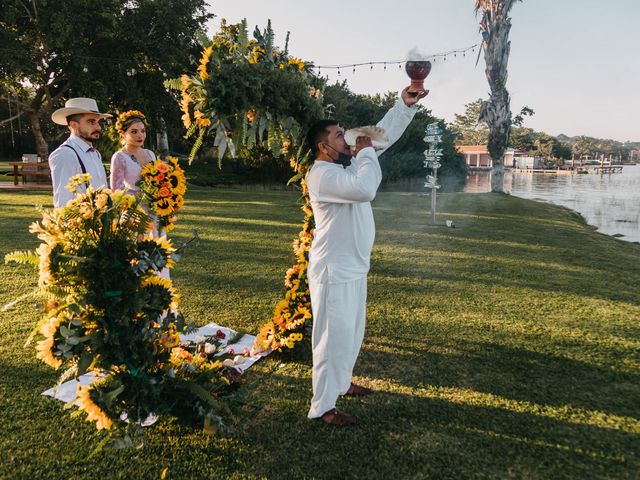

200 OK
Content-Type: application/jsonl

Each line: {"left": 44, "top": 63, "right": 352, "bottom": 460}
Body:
{"left": 344, "top": 126, "right": 389, "bottom": 150}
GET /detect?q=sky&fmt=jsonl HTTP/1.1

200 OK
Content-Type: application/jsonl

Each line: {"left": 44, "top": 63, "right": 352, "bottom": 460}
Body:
{"left": 206, "top": 0, "right": 640, "bottom": 143}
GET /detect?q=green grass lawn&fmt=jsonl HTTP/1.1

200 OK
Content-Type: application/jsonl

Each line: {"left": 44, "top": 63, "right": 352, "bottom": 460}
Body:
{"left": 1, "top": 187, "right": 638, "bottom": 479}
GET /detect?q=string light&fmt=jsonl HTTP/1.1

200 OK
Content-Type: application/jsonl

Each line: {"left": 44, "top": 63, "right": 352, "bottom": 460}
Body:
{"left": 314, "top": 43, "right": 478, "bottom": 71}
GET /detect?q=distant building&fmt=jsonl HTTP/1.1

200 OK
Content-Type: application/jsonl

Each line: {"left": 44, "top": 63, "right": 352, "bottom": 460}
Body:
{"left": 456, "top": 145, "right": 516, "bottom": 169}
{"left": 456, "top": 145, "right": 547, "bottom": 169}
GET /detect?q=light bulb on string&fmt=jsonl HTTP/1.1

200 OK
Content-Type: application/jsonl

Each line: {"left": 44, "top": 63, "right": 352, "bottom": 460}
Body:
{"left": 370, "top": 63, "right": 373, "bottom": 70}
{"left": 352, "top": 66, "right": 356, "bottom": 73}
{"left": 337, "top": 68, "right": 340, "bottom": 76}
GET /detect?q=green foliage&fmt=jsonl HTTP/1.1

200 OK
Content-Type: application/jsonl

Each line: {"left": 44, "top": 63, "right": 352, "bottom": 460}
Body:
{"left": 0, "top": 0, "right": 212, "bottom": 158}
{"left": 166, "top": 19, "right": 324, "bottom": 166}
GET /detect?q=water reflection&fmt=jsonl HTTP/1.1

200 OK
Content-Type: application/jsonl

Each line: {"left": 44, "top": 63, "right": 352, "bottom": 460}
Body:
{"left": 464, "top": 166, "right": 640, "bottom": 242}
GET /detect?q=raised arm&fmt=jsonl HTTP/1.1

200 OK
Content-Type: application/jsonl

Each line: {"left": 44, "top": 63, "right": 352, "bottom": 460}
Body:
{"left": 311, "top": 146, "right": 382, "bottom": 203}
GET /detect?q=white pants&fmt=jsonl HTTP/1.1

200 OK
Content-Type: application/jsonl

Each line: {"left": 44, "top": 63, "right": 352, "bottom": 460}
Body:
{"left": 307, "top": 275, "right": 367, "bottom": 419}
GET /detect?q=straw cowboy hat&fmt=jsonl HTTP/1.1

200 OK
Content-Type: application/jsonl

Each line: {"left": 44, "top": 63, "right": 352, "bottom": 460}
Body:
{"left": 51, "top": 97, "right": 112, "bottom": 125}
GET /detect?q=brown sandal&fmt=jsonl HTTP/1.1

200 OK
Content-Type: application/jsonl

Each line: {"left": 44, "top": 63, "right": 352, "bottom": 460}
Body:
{"left": 344, "top": 383, "right": 375, "bottom": 397}
{"left": 320, "top": 408, "right": 356, "bottom": 426}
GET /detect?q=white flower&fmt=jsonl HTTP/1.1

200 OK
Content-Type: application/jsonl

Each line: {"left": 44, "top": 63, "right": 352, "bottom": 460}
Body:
{"left": 233, "top": 355, "right": 246, "bottom": 365}
{"left": 204, "top": 343, "right": 216, "bottom": 355}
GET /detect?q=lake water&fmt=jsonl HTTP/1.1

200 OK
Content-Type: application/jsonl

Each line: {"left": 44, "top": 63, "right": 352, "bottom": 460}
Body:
{"left": 464, "top": 165, "right": 640, "bottom": 243}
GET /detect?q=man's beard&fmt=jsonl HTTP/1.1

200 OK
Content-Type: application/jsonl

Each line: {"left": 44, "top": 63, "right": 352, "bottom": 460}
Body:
{"left": 80, "top": 131, "right": 101, "bottom": 143}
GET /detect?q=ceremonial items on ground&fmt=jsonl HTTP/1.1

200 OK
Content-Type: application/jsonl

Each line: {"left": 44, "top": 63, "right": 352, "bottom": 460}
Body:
{"left": 405, "top": 60, "right": 432, "bottom": 95}
{"left": 344, "top": 126, "right": 390, "bottom": 150}
{"left": 424, "top": 122, "right": 442, "bottom": 224}
{"left": 138, "top": 156, "right": 186, "bottom": 233}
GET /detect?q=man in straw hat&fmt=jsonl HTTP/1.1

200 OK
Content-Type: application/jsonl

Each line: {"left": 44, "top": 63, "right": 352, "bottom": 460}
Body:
{"left": 49, "top": 97, "right": 112, "bottom": 207}
{"left": 304, "top": 85, "right": 428, "bottom": 425}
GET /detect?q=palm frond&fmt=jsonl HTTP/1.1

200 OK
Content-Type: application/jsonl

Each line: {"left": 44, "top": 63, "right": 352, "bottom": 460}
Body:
{"left": 5, "top": 250, "right": 38, "bottom": 266}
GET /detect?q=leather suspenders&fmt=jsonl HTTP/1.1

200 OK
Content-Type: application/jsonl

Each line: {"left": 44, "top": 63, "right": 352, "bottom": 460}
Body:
{"left": 62, "top": 144, "right": 88, "bottom": 174}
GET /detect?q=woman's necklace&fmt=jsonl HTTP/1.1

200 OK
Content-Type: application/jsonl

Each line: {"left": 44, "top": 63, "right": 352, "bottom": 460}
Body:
{"left": 124, "top": 146, "right": 145, "bottom": 165}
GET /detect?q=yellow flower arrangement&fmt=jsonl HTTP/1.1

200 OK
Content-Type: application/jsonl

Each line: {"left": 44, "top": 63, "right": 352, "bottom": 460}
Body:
{"left": 198, "top": 45, "right": 214, "bottom": 80}
{"left": 7, "top": 180, "right": 240, "bottom": 439}
{"left": 138, "top": 156, "right": 187, "bottom": 233}
{"left": 254, "top": 153, "right": 315, "bottom": 353}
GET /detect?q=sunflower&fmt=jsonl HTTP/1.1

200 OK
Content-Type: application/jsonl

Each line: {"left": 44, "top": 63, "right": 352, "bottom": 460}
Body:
{"left": 154, "top": 198, "right": 175, "bottom": 216}
{"left": 77, "top": 385, "right": 113, "bottom": 430}
{"left": 141, "top": 275, "right": 180, "bottom": 311}
{"left": 254, "top": 321, "right": 277, "bottom": 352}
{"left": 35, "top": 315, "right": 62, "bottom": 369}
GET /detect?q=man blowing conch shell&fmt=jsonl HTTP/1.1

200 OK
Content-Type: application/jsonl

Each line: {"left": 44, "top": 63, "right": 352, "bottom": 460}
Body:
{"left": 305, "top": 85, "right": 428, "bottom": 425}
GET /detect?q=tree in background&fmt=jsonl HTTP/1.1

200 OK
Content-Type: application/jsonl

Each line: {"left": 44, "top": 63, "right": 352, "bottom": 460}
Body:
{"left": 450, "top": 99, "right": 488, "bottom": 146}
{"left": 572, "top": 136, "right": 595, "bottom": 164}
{"left": 0, "top": 0, "right": 211, "bottom": 159}
{"left": 474, "top": 0, "right": 521, "bottom": 192}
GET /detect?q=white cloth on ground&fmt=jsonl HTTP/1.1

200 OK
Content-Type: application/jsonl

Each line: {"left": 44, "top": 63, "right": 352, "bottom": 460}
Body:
{"left": 305, "top": 99, "right": 416, "bottom": 418}
{"left": 42, "top": 322, "right": 267, "bottom": 405}
{"left": 48, "top": 134, "right": 108, "bottom": 207}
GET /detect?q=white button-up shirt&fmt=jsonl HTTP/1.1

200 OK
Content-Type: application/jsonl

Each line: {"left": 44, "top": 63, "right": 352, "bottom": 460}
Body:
{"left": 306, "top": 100, "right": 417, "bottom": 284}
{"left": 48, "top": 134, "right": 108, "bottom": 207}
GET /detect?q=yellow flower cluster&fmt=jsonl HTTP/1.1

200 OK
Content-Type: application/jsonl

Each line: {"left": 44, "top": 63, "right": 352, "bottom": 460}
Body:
{"left": 35, "top": 315, "right": 62, "bottom": 369}
{"left": 77, "top": 385, "right": 113, "bottom": 430}
{"left": 139, "top": 156, "right": 187, "bottom": 232}
{"left": 254, "top": 169, "right": 315, "bottom": 353}
{"left": 180, "top": 75, "right": 193, "bottom": 129}
{"left": 194, "top": 110, "right": 211, "bottom": 128}
{"left": 198, "top": 45, "right": 214, "bottom": 80}
{"left": 247, "top": 46, "right": 265, "bottom": 65}
{"left": 288, "top": 57, "right": 305, "bottom": 71}
{"left": 115, "top": 110, "right": 147, "bottom": 134}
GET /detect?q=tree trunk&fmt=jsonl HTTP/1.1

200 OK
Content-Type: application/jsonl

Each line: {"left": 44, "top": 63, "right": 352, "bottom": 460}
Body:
{"left": 156, "top": 116, "right": 169, "bottom": 155}
{"left": 476, "top": 0, "right": 517, "bottom": 193}
{"left": 491, "top": 156, "right": 505, "bottom": 192}
{"left": 29, "top": 112, "right": 49, "bottom": 160}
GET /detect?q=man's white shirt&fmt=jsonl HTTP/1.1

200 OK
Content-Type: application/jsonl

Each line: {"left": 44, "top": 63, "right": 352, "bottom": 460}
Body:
{"left": 306, "top": 99, "right": 417, "bottom": 284}
{"left": 48, "top": 134, "right": 108, "bottom": 207}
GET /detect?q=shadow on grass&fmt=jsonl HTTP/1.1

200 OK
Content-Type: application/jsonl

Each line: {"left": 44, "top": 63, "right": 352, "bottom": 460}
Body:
{"left": 359, "top": 337, "right": 639, "bottom": 421}
{"left": 234, "top": 368, "right": 637, "bottom": 480}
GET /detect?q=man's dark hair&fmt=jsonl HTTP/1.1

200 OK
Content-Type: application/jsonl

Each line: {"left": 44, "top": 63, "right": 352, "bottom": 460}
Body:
{"left": 66, "top": 113, "right": 86, "bottom": 125}
{"left": 306, "top": 119, "right": 339, "bottom": 156}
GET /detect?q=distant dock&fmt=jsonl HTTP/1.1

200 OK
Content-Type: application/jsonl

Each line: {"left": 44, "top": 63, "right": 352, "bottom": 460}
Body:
{"left": 508, "top": 165, "right": 624, "bottom": 174}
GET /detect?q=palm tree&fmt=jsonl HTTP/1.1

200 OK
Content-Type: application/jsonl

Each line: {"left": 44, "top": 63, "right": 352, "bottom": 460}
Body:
{"left": 475, "top": 0, "right": 521, "bottom": 192}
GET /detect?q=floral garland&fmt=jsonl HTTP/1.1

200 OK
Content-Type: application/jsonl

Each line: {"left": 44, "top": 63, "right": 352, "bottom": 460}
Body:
{"left": 5, "top": 177, "right": 241, "bottom": 440}
{"left": 254, "top": 153, "right": 314, "bottom": 353}
{"left": 138, "top": 156, "right": 187, "bottom": 232}
{"left": 115, "top": 110, "right": 147, "bottom": 134}
{"left": 166, "top": 19, "right": 324, "bottom": 164}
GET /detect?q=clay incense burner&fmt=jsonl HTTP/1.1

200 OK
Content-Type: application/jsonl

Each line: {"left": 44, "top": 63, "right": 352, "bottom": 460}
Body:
{"left": 405, "top": 60, "right": 432, "bottom": 95}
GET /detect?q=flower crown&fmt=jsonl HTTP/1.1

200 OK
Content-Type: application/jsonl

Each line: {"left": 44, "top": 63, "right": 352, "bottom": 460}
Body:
{"left": 115, "top": 110, "right": 147, "bottom": 134}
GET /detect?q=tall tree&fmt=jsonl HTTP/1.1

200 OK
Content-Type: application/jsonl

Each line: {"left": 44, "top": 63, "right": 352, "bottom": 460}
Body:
{"left": 450, "top": 98, "right": 489, "bottom": 145}
{"left": 475, "top": 0, "right": 521, "bottom": 192}
{"left": 0, "top": 0, "right": 211, "bottom": 159}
